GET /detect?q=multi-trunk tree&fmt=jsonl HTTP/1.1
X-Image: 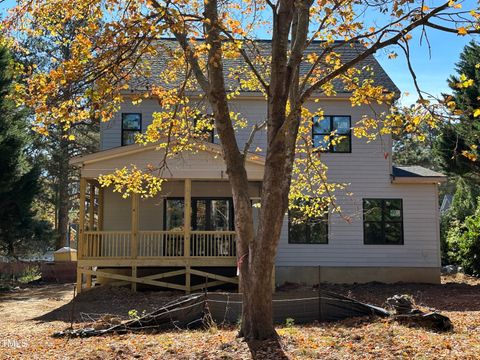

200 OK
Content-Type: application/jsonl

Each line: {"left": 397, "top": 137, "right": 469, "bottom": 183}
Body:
{"left": 4, "top": 0, "right": 480, "bottom": 340}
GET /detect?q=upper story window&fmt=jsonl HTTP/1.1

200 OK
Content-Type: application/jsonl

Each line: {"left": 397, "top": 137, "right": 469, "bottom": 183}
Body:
{"left": 288, "top": 209, "right": 328, "bottom": 244}
{"left": 312, "top": 115, "right": 351, "bottom": 153}
{"left": 363, "top": 199, "right": 403, "bottom": 245}
{"left": 121, "top": 113, "right": 142, "bottom": 146}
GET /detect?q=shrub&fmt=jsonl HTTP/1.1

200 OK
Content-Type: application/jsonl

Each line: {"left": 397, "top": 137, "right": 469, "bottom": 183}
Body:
{"left": 447, "top": 206, "right": 480, "bottom": 276}
{"left": 17, "top": 265, "right": 42, "bottom": 284}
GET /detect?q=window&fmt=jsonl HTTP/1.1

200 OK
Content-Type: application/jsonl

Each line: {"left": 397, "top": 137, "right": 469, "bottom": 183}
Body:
{"left": 312, "top": 115, "right": 351, "bottom": 153}
{"left": 164, "top": 198, "right": 234, "bottom": 231}
{"left": 165, "top": 199, "right": 185, "bottom": 231}
{"left": 193, "top": 114, "right": 215, "bottom": 143}
{"left": 363, "top": 199, "right": 403, "bottom": 245}
{"left": 192, "top": 198, "right": 234, "bottom": 231}
{"left": 288, "top": 210, "right": 328, "bottom": 244}
{"left": 121, "top": 113, "right": 142, "bottom": 146}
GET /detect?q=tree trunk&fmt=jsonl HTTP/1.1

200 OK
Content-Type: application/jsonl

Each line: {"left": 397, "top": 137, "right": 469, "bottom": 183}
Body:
{"left": 239, "top": 257, "right": 276, "bottom": 340}
{"left": 193, "top": 0, "right": 299, "bottom": 341}
{"left": 238, "top": 144, "right": 292, "bottom": 340}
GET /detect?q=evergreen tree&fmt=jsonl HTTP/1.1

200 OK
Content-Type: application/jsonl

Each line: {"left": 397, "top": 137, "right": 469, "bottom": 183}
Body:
{"left": 435, "top": 41, "right": 480, "bottom": 181}
{"left": 16, "top": 21, "right": 99, "bottom": 249}
{"left": 0, "top": 46, "right": 52, "bottom": 258}
{"left": 449, "top": 178, "right": 480, "bottom": 222}
{"left": 393, "top": 112, "right": 441, "bottom": 171}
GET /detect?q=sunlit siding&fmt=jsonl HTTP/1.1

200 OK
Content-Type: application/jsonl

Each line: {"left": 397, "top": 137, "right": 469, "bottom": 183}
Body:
{"left": 100, "top": 96, "right": 440, "bottom": 269}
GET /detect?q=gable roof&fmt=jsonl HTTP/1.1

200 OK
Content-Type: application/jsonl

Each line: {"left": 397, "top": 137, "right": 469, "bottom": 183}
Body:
{"left": 70, "top": 140, "right": 265, "bottom": 167}
{"left": 129, "top": 39, "right": 399, "bottom": 95}
{"left": 70, "top": 141, "right": 265, "bottom": 180}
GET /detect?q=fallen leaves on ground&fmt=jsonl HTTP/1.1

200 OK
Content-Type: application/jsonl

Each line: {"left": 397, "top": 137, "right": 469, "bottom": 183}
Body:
{"left": 0, "top": 275, "right": 479, "bottom": 359}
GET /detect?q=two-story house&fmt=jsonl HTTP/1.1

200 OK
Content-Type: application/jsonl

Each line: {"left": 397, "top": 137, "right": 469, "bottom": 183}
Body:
{"left": 71, "top": 41, "right": 446, "bottom": 293}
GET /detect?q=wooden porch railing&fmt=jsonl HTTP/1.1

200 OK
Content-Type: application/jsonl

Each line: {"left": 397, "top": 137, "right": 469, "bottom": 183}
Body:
{"left": 81, "top": 230, "right": 236, "bottom": 259}
{"left": 83, "top": 231, "right": 131, "bottom": 258}
{"left": 138, "top": 231, "right": 185, "bottom": 257}
{"left": 191, "top": 231, "right": 236, "bottom": 257}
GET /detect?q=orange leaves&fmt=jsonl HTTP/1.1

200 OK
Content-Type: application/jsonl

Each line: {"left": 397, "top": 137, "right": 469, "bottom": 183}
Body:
{"left": 457, "top": 27, "right": 468, "bottom": 36}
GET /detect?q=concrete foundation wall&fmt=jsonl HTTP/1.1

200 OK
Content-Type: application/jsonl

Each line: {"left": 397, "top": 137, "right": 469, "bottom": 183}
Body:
{"left": 276, "top": 266, "right": 441, "bottom": 285}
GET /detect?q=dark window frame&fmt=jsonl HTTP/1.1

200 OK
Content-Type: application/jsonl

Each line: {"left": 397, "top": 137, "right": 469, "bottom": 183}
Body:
{"left": 163, "top": 197, "right": 234, "bottom": 231}
{"left": 121, "top": 113, "right": 142, "bottom": 146}
{"left": 312, "top": 115, "right": 352, "bottom": 153}
{"left": 363, "top": 198, "right": 404, "bottom": 245}
{"left": 288, "top": 211, "right": 329, "bottom": 245}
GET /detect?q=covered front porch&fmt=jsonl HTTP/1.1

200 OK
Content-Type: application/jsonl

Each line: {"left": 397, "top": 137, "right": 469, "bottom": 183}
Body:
{"left": 76, "top": 178, "right": 266, "bottom": 294}
{"left": 71, "top": 142, "right": 266, "bottom": 293}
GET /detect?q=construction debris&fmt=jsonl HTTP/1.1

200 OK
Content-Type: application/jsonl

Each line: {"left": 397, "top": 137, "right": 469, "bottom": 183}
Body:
{"left": 53, "top": 291, "right": 452, "bottom": 338}
{"left": 387, "top": 294, "right": 453, "bottom": 332}
{"left": 53, "top": 291, "right": 389, "bottom": 338}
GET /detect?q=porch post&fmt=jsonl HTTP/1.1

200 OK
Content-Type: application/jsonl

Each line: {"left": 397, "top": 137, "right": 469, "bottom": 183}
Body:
{"left": 184, "top": 179, "right": 192, "bottom": 293}
{"left": 131, "top": 193, "right": 139, "bottom": 292}
{"left": 98, "top": 187, "right": 104, "bottom": 231}
{"left": 76, "top": 177, "right": 87, "bottom": 294}
{"left": 85, "top": 181, "right": 95, "bottom": 289}
{"left": 89, "top": 182, "right": 95, "bottom": 230}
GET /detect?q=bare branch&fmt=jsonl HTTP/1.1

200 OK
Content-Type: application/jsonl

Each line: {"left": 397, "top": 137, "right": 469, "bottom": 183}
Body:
{"left": 243, "top": 120, "right": 268, "bottom": 155}
{"left": 300, "top": 1, "right": 453, "bottom": 105}
{"left": 425, "top": 21, "right": 480, "bottom": 34}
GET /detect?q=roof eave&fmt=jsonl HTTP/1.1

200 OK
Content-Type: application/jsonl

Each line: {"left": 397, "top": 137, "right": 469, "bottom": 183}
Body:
{"left": 391, "top": 175, "right": 447, "bottom": 184}
{"left": 69, "top": 141, "right": 266, "bottom": 167}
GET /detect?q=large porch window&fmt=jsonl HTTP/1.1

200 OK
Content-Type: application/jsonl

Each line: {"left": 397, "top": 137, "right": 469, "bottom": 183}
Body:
{"left": 164, "top": 198, "right": 234, "bottom": 231}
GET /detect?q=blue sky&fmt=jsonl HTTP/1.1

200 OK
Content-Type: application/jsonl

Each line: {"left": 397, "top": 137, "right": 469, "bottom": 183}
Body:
{"left": 377, "top": 28, "right": 476, "bottom": 105}
{"left": 0, "top": 0, "right": 478, "bottom": 105}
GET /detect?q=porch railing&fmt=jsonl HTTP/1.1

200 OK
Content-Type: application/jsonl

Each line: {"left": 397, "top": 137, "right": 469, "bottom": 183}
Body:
{"left": 81, "top": 230, "right": 236, "bottom": 259}
{"left": 191, "top": 231, "right": 236, "bottom": 257}
{"left": 138, "top": 231, "right": 184, "bottom": 257}
{"left": 83, "top": 231, "right": 131, "bottom": 258}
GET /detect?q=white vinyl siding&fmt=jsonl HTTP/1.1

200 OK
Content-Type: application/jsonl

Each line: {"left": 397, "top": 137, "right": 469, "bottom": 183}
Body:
{"left": 100, "top": 96, "right": 440, "bottom": 269}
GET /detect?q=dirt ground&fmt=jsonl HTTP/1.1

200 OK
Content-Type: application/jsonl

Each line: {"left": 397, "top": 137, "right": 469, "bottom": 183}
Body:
{"left": 0, "top": 274, "right": 479, "bottom": 359}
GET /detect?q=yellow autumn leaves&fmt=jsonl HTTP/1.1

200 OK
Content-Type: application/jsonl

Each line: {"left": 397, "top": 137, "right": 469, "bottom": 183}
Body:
{"left": 98, "top": 165, "right": 165, "bottom": 199}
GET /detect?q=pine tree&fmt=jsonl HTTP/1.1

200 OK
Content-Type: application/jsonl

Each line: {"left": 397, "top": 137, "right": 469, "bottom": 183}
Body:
{"left": 0, "top": 46, "right": 52, "bottom": 258}
{"left": 17, "top": 21, "right": 99, "bottom": 249}
{"left": 435, "top": 41, "right": 480, "bottom": 181}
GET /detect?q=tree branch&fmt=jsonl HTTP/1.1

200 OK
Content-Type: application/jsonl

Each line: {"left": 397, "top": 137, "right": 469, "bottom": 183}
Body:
{"left": 425, "top": 21, "right": 480, "bottom": 34}
{"left": 243, "top": 120, "right": 267, "bottom": 155}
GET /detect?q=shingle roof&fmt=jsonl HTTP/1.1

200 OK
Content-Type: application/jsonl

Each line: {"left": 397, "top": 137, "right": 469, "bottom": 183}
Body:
{"left": 130, "top": 39, "right": 399, "bottom": 95}
{"left": 392, "top": 166, "right": 446, "bottom": 178}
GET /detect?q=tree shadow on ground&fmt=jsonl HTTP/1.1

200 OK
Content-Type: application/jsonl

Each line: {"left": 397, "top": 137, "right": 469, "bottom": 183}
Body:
{"left": 247, "top": 337, "right": 290, "bottom": 360}
{"left": 33, "top": 285, "right": 179, "bottom": 323}
{"left": 0, "top": 283, "right": 73, "bottom": 303}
